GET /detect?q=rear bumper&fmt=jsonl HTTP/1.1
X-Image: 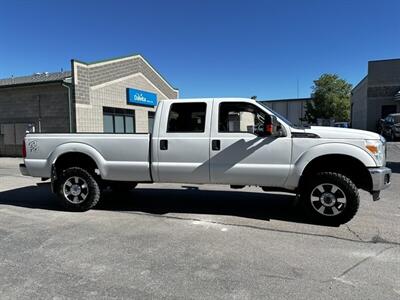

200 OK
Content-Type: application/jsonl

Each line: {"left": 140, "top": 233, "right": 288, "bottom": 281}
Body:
{"left": 369, "top": 167, "right": 391, "bottom": 192}
{"left": 19, "top": 163, "right": 30, "bottom": 176}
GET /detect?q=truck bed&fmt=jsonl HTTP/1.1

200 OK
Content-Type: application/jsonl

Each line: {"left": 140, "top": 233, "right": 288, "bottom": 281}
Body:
{"left": 24, "top": 133, "right": 152, "bottom": 182}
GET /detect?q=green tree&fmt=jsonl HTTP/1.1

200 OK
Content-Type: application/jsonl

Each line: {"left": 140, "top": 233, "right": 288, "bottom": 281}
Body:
{"left": 304, "top": 74, "right": 352, "bottom": 123}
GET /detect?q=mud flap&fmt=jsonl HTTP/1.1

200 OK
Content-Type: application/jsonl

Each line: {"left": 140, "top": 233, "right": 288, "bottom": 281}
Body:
{"left": 371, "top": 191, "right": 381, "bottom": 201}
{"left": 50, "top": 164, "right": 58, "bottom": 194}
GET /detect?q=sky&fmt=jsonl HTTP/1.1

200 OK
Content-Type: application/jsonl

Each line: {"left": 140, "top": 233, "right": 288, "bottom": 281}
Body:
{"left": 0, "top": 0, "right": 399, "bottom": 99}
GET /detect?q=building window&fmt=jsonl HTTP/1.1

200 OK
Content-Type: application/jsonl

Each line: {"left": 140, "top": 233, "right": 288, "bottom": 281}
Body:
{"left": 103, "top": 115, "right": 114, "bottom": 133}
{"left": 125, "top": 116, "right": 134, "bottom": 133}
{"left": 103, "top": 107, "right": 135, "bottom": 133}
{"left": 167, "top": 103, "right": 207, "bottom": 133}
{"left": 148, "top": 111, "right": 155, "bottom": 133}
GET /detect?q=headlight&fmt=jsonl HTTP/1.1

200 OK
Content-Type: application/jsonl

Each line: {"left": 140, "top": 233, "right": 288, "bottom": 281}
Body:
{"left": 365, "top": 139, "right": 385, "bottom": 166}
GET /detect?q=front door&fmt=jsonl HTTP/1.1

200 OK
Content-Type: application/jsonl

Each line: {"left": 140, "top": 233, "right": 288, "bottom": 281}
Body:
{"left": 209, "top": 100, "right": 292, "bottom": 187}
{"left": 156, "top": 100, "right": 211, "bottom": 184}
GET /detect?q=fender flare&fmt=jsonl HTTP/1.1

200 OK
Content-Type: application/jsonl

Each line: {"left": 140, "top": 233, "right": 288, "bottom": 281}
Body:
{"left": 48, "top": 142, "right": 107, "bottom": 178}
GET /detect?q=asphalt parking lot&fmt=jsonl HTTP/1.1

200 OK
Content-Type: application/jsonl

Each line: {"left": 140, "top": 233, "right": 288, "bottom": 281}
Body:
{"left": 0, "top": 143, "right": 399, "bottom": 299}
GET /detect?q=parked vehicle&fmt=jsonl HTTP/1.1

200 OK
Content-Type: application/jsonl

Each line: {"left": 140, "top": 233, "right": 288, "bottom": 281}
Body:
{"left": 334, "top": 122, "right": 349, "bottom": 128}
{"left": 20, "top": 98, "right": 391, "bottom": 224}
{"left": 379, "top": 113, "right": 400, "bottom": 141}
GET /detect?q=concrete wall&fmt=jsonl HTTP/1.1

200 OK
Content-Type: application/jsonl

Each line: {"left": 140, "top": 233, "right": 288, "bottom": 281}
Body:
{"left": 351, "top": 77, "right": 368, "bottom": 130}
{"left": 366, "top": 60, "right": 400, "bottom": 131}
{"left": 366, "top": 96, "right": 400, "bottom": 131}
{"left": 0, "top": 83, "right": 70, "bottom": 156}
{"left": 368, "top": 59, "right": 400, "bottom": 86}
{"left": 352, "top": 59, "right": 400, "bottom": 131}
{"left": 72, "top": 55, "right": 178, "bottom": 133}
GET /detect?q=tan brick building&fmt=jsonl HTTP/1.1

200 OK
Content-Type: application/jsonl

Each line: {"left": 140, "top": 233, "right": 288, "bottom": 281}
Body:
{"left": 0, "top": 54, "right": 179, "bottom": 156}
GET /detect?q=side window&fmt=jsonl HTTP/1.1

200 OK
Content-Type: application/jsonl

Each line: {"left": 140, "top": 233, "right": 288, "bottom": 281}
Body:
{"left": 167, "top": 103, "right": 207, "bottom": 133}
{"left": 219, "top": 102, "right": 270, "bottom": 134}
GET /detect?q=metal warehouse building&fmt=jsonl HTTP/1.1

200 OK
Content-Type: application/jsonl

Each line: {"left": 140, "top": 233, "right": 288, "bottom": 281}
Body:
{"left": 351, "top": 58, "right": 400, "bottom": 131}
{"left": 261, "top": 97, "right": 311, "bottom": 126}
{"left": 0, "top": 54, "right": 179, "bottom": 156}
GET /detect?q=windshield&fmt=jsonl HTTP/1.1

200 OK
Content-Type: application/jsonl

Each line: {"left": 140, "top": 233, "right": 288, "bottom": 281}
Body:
{"left": 257, "top": 101, "right": 296, "bottom": 127}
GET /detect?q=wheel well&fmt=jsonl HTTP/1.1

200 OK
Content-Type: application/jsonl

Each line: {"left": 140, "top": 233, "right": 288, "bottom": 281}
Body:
{"left": 300, "top": 154, "right": 372, "bottom": 191}
{"left": 54, "top": 152, "right": 98, "bottom": 175}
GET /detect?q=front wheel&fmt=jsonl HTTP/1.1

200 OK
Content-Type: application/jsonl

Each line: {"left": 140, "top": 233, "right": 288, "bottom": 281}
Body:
{"left": 300, "top": 172, "right": 360, "bottom": 225}
{"left": 57, "top": 167, "right": 101, "bottom": 211}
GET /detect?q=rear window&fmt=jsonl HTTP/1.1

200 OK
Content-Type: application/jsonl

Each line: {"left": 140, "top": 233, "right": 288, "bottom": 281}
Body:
{"left": 167, "top": 103, "right": 207, "bottom": 133}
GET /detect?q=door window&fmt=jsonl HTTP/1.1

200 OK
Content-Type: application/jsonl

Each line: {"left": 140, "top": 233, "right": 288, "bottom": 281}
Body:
{"left": 219, "top": 102, "right": 269, "bottom": 135}
{"left": 167, "top": 103, "right": 207, "bottom": 133}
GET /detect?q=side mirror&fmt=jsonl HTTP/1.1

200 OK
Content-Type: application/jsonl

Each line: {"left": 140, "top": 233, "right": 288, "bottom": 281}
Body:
{"left": 263, "top": 115, "right": 282, "bottom": 137}
{"left": 264, "top": 118, "right": 274, "bottom": 136}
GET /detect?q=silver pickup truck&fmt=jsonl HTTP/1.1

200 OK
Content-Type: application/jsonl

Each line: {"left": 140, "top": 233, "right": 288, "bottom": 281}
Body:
{"left": 20, "top": 98, "right": 391, "bottom": 224}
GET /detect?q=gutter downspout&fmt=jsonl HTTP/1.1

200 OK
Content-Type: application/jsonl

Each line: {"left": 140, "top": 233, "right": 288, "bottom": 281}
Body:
{"left": 62, "top": 81, "right": 73, "bottom": 133}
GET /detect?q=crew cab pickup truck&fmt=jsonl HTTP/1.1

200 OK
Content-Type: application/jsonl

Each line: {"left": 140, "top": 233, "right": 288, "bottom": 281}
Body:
{"left": 20, "top": 98, "right": 392, "bottom": 224}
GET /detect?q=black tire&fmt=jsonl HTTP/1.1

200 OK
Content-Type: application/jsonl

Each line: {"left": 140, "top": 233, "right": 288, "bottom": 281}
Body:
{"left": 300, "top": 172, "right": 360, "bottom": 225}
{"left": 57, "top": 167, "right": 101, "bottom": 211}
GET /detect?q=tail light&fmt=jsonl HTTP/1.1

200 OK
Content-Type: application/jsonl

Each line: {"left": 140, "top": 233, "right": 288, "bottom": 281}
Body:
{"left": 22, "top": 140, "right": 26, "bottom": 158}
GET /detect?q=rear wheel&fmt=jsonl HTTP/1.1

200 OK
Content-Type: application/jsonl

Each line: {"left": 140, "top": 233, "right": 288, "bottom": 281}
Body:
{"left": 57, "top": 167, "right": 101, "bottom": 211}
{"left": 300, "top": 172, "right": 359, "bottom": 225}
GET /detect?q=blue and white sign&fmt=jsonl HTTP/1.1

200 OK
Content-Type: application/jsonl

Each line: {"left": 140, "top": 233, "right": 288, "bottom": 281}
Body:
{"left": 127, "top": 88, "right": 157, "bottom": 107}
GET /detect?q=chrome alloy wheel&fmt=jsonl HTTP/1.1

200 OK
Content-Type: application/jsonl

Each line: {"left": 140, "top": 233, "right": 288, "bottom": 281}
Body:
{"left": 310, "top": 183, "right": 346, "bottom": 216}
{"left": 63, "top": 176, "right": 89, "bottom": 204}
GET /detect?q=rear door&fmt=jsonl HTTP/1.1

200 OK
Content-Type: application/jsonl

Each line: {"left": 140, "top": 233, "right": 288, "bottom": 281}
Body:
{"left": 209, "top": 99, "right": 292, "bottom": 186}
{"left": 156, "top": 100, "right": 212, "bottom": 184}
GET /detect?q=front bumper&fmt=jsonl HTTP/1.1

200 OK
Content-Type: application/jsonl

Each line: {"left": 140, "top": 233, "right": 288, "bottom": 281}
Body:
{"left": 369, "top": 167, "right": 391, "bottom": 192}
{"left": 19, "top": 163, "right": 30, "bottom": 176}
